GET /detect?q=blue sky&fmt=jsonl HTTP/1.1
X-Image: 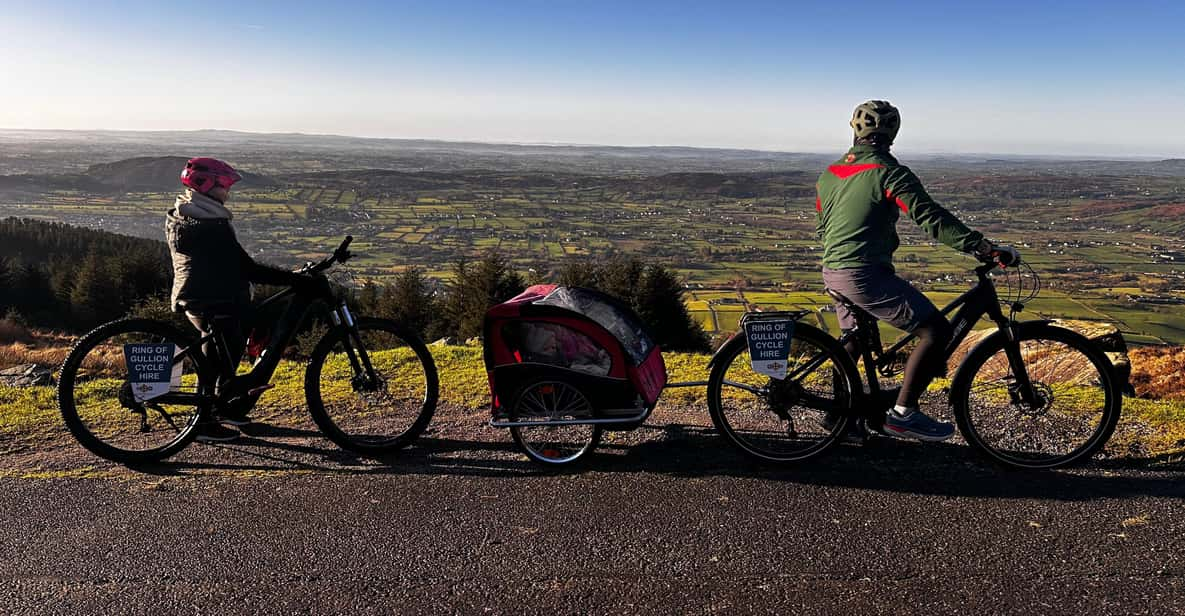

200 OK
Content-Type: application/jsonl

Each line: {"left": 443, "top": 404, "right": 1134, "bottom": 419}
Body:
{"left": 2, "top": 0, "right": 1183, "bottom": 155}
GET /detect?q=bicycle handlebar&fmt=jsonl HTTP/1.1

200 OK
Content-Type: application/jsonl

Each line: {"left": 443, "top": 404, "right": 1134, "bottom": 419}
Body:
{"left": 299, "top": 235, "right": 354, "bottom": 275}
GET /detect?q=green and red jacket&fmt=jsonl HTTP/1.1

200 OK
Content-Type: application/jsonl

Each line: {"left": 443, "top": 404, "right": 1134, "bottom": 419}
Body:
{"left": 815, "top": 144, "right": 983, "bottom": 270}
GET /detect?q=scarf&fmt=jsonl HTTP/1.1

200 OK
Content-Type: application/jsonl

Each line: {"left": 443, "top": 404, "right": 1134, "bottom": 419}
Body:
{"left": 175, "top": 189, "right": 233, "bottom": 220}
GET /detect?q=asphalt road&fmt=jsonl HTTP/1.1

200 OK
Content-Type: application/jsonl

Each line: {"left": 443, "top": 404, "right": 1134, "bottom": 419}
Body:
{"left": 2, "top": 408, "right": 1183, "bottom": 615}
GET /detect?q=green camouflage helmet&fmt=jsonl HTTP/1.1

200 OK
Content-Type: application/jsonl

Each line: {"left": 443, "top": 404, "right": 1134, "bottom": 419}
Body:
{"left": 850, "top": 100, "right": 901, "bottom": 141}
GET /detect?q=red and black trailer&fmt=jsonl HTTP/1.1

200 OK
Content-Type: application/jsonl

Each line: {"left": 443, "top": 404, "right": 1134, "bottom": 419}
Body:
{"left": 483, "top": 284, "right": 673, "bottom": 463}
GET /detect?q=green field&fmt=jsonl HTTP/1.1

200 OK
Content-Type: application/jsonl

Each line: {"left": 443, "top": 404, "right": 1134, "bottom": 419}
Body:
{"left": 5, "top": 163, "right": 1182, "bottom": 343}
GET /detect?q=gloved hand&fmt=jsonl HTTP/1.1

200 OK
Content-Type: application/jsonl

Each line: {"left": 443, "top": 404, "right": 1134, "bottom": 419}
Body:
{"left": 972, "top": 240, "right": 1020, "bottom": 267}
{"left": 991, "top": 245, "right": 1021, "bottom": 267}
{"left": 294, "top": 273, "right": 333, "bottom": 297}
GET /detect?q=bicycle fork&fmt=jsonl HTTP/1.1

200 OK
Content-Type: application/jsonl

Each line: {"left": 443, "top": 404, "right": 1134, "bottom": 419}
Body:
{"left": 330, "top": 302, "right": 380, "bottom": 391}
{"left": 1001, "top": 323, "right": 1045, "bottom": 408}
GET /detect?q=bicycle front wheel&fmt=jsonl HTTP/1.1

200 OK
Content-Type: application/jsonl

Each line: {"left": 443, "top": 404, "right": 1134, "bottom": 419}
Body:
{"left": 707, "top": 322, "right": 860, "bottom": 463}
{"left": 57, "top": 318, "right": 210, "bottom": 464}
{"left": 950, "top": 322, "right": 1122, "bottom": 469}
{"left": 305, "top": 317, "right": 439, "bottom": 455}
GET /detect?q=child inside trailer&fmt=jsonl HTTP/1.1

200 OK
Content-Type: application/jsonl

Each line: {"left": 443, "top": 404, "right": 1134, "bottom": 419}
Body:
{"left": 515, "top": 322, "right": 612, "bottom": 377}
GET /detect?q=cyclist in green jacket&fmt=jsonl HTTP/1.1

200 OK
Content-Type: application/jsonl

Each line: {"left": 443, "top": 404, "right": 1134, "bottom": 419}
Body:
{"left": 816, "top": 100, "right": 1015, "bottom": 441}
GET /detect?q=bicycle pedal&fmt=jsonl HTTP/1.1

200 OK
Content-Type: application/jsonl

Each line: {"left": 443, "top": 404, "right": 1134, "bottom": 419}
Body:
{"left": 247, "top": 384, "right": 275, "bottom": 396}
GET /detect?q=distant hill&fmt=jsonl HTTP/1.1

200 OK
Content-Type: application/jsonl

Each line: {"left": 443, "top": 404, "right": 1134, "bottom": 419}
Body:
{"left": 0, "top": 173, "right": 106, "bottom": 196}
{"left": 0, "top": 156, "right": 278, "bottom": 198}
{"left": 83, "top": 156, "right": 277, "bottom": 192}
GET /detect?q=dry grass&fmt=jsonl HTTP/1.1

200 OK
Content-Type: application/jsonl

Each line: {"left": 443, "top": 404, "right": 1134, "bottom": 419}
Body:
{"left": 0, "top": 328, "right": 133, "bottom": 377}
{"left": 0, "top": 330, "right": 73, "bottom": 371}
{"left": 1130, "top": 346, "right": 1185, "bottom": 401}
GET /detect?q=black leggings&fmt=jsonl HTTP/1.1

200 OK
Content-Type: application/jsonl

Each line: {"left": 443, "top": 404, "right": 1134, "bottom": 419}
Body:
{"left": 186, "top": 312, "right": 247, "bottom": 394}
{"left": 843, "top": 312, "right": 953, "bottom": 409}
{"left": 898, "top": 314, "right": 953, "bottom": 408}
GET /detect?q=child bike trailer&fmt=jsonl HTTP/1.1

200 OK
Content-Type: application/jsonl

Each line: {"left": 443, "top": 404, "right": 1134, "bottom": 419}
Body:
{"left": 484, "top": 285, "right": 666, "bottom": 464}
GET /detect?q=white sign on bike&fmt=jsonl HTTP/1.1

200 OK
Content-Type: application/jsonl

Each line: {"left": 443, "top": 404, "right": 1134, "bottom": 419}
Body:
{"left": 744, "top": 320, "right": 794, "bottom": 380}
{"left": 123, "top": 343, "right": 181, "bottom": 402}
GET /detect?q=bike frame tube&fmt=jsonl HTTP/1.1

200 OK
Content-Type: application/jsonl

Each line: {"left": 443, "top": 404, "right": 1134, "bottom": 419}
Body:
{"left": 826, "top": 262, "right": 1032, "bottom": 416}
{"left": 162, "top": 287, "right": 325, "bottom": 403}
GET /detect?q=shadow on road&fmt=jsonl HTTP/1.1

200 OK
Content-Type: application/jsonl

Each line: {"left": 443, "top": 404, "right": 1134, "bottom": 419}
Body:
{"left": 125, "top": 420, "right": 1185, "bottom": 502}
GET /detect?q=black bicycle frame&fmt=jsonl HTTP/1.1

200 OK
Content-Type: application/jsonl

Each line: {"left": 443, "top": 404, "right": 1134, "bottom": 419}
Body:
{"left": 152, "top": 287, "right": 376, "bottom": 407}
{"left": 837, "top": 261, "right": 1037, "bottom": 405}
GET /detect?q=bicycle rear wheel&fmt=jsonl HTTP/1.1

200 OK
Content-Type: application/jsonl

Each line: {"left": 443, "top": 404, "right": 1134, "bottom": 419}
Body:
{"left": 707, "top": 322, "right": 860, "bottom": 463}
{"left": 57, "top": 318, "right": 209, "bottom": 464}
{"left": 306, "top": 317, "right": 439, "bottom": 455}
{"left": 950, "top": 322, "right": 1121, "bottom": 469}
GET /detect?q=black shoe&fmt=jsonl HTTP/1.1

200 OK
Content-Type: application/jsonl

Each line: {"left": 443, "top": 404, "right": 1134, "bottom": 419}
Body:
{"left": 818, "top": 413, "right": 867, "bottom": 444}
{"left": 216, "top": 413, "right": 252, "bottom": 427}
{"left": 216, "top": 395, "right": 258, "bottom": 426}
{"left": 883, "top": 407, "right": 956, "bottom": 442}
{"left": 196, "top": 421, "right": 241, "bottom": 443}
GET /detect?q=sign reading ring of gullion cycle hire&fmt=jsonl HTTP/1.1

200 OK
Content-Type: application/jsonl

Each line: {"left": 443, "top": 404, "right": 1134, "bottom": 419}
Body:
{"left": 123, "top": 343, "right": 182, "bottom": 402}
{"left": 744, "top": 320, "right": 795, "bottom": 380}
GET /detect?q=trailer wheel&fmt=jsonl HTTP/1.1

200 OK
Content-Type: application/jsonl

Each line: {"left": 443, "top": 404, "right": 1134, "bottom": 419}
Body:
{"left": 509, "top": 379, "right": 602, "bottom": 465}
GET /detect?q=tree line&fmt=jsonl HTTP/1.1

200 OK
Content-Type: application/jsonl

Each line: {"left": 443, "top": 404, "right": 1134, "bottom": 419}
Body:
{"left": 0, "top": 218, "right": 171, "bottom": 331}
{"left": 0, "top": 218, "right": 708, "bottom": 352}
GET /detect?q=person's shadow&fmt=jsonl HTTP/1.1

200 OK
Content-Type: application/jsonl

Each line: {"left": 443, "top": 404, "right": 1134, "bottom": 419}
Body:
{"left": 132, "top": 420, "right": 1185, "bottom": 502}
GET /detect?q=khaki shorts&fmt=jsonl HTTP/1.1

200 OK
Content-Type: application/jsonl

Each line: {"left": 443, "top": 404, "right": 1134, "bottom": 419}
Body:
{"left": 822, "top": 265, "right": 938, "bottom": 333}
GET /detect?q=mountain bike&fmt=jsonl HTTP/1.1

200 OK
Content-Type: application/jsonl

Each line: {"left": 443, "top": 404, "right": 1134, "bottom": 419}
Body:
{"left": 58, "top": 236, "right": 439, "bottom": 464}
{"left": 706, "top": 252, "right": 1123, "bottom": 470}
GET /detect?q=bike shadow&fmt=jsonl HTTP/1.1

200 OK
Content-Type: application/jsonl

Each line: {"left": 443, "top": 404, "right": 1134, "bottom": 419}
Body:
{"left": 132, "top": 421, "right": 1185, "bottom": 502}
{"left": 592, "top": 424, "right": 1185, "bottom": 502}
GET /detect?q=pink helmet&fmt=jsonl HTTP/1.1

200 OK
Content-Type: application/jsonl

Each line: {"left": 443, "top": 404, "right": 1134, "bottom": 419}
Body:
{"left": 180, "top": 157, "right": 242, "bottom": 194}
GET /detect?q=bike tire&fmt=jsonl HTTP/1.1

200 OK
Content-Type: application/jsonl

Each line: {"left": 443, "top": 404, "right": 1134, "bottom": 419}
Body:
{"left": 58, "top": 318, "right": 209, "bottom": 464}
{"left": 305, "top": 317, "right": 439, "bottom": 455}
{"left": 950, "top": 322, "right": 1122, "bottom": 469}
{"left": 707, "top": 321, "right": 861, "bottom": 464}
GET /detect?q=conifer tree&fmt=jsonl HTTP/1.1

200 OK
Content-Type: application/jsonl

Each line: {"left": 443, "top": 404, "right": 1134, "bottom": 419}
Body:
{"left": 442, "top": 252, "right": 524, "bottom": 340}
{"left": 378, "top": 267, "right": 436, "bottom": 338}
{"left": 636, "top": 264, "right": 708, "bottom": 352}
{"left": 70, "top": 250, "right": 121, "bottom": 328}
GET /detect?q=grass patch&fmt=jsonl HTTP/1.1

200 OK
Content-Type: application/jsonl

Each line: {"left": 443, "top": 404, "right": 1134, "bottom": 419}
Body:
{"left": 4, "top": 346, "right": 1185, "bottom": 461}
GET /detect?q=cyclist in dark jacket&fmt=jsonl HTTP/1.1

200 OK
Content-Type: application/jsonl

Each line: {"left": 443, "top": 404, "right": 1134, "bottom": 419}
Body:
{"left": 166, "top": 157, "right": 320, "bottom": 442}
{"left": 816, "top": 101, "right": 1015, "bottom": 441}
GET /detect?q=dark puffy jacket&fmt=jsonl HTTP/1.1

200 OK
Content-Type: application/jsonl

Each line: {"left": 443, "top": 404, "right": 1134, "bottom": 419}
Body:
{"left": 165, "top": 209, "right": 304, "bottom": 312}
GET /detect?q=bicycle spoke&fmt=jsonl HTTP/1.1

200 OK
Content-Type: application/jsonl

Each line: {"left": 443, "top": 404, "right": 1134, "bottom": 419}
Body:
{"left": 59, "top": 320, "right": 205, "bottom": 462}
{"left": 958, "top": 329, "right": 1117, "bottom": 468}
{"left": 310, "top": 320, "right": 437, "bottom": 451}
{"left": 710, "top": 328, "right": 852, "bottom": 462}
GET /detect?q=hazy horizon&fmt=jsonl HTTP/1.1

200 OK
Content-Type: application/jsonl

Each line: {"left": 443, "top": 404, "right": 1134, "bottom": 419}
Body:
{"left": 1, "top": 127, "right": 1179, "bottom": 161}
{"left": 3, "top": 1, "right": 1183, "bottom": 158}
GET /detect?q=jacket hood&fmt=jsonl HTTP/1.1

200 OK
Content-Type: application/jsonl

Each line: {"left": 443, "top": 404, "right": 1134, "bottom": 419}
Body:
{"left": 174, "top": 189, "right": 232, "bottom": 220}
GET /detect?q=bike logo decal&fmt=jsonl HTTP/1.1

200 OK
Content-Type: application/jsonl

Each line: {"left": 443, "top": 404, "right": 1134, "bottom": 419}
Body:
{"left": 123, "top": 343, "right": 182, "bottom": 402}
{"left": 744, "top": 320, "right": 794, "bottom": 380}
